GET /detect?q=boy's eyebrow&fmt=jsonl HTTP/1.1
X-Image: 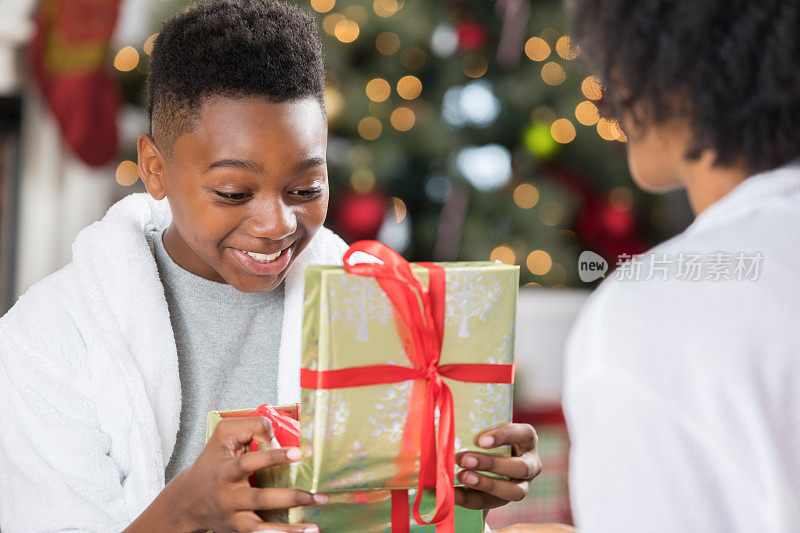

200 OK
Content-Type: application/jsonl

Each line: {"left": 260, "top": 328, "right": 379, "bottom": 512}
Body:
{"left": 294, "top": 155, "right": 326, "bottom": 173}
{"left": 201, "top": 156, "right": 326, "bottom": 174}
{"left": 202, "top": 158, "right": 265, "bottom": 174}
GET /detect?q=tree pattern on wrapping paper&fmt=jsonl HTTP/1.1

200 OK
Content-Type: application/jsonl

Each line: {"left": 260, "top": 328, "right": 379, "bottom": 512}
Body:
{"left": 327, "top": 275, "right": 394, "bottom": 341}
{"left": 325, "top": 391, "right": 349, "bottom": 440}
{"left": 469, "top": 355, "right": 513, "bottom": 435}
{"left": 445, "top": 270, "right": 503, "bottom": 338}
{"left": 368, "top": 380, "right": 414, "bottom": 442}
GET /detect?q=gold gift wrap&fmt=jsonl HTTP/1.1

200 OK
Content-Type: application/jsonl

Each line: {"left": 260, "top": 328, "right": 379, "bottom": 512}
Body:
{"left": 296, "top": 261, "right": 519, "bottom": 493}
{"left": 206, "top": 408, "right": 485, "bottom": 532}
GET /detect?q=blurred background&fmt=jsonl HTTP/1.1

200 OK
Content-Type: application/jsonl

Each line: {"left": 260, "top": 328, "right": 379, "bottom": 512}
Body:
{"left": 0, "top": 0, "right": 695, "bottom": 527}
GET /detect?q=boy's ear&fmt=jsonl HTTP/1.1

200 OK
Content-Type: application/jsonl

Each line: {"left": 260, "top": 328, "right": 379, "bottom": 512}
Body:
{"left": 137, "top": 133, "right": 167, "bottom": 200}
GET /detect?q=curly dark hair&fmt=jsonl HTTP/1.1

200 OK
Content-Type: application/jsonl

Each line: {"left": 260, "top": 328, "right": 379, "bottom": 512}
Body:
{"left": 569, "top": 0, "right": 800, "bottom": 174}
{"left": 147, "top": 0, "right": 325, "bottom": 155}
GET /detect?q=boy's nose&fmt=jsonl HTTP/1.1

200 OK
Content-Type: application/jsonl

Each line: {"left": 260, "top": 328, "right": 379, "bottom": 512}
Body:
{"left": 247, "top": 200, "right": 298, "bottom": 241}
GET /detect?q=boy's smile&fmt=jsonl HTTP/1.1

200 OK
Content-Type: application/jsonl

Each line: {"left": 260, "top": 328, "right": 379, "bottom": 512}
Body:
{"left": 138, "top": 96, "right": 329, "bottom": 292}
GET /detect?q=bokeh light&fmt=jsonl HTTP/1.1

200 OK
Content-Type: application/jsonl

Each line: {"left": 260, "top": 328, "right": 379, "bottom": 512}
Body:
{"left": 322, "top": 13, "right": 345, "bottom": 35}
{"left": 350, "top": 167, "right": 376, "bottom": 193}
{"left": 575, "top": 100, "right": 599, "bottom": 126}
{"left": 545, "top": 263, "right": 568, "bottom": 284}
{"left": 540, "top": 28, "right": 560, "bottom": 43}
{"left": 358, "top": 117, "right": 382, "bottom": 140}
{"left": 113, "top": 46, "right": 139, "bottom": 72}
{"left": 513, "top": 183, "right": 540, "bottom": 209}
{"left": 310, "top": 0, "right": 335, "bottom": 13}
{"left": 539, "top": 201, "right": 564, "bottom": 226}
{"left": 555, "top": 35, "right": 578, "bottom": 59}
{"left": 373, "top": 0, "right": 402, "bottom": 17}
{"left": 550, "top": 118, "right": 576, "bottom": 143}
{"left": 401, "top": 46, "right": 427, "bottom": 70}
{"left": 390, "top": 106, "right": 415, "bottom": 131}
{"left": 524, "top": 36, "right": 550, "bottom": 61}
{"left": 462, "top": 54, "right": 488, "bottom": 78}
{"left": 455, "top": 144, "right": 512, "bottom": 191}
{"left": 442, "top": 80, "right": 500, "bottom": 128}
{"left": 323, "top": 84, "right": 344, "bottom": 123}
{"left": 397, "top": 75, "right": 422, "bottom": 99}
{"left": 527, "top": 250, "right": 553, "bottom": 275}
{"left": 116, "top": 161, "right": 139, "bottom": 186}
{"left": 431, "top": 24, "right": 458, "bottom": 57}
{"left": 490, "top": 245, "right": 516, "bottom": 265}
{"left": 597, "top": 117, "right": 622, "bottom": 141}
{"left": 334, "top": 19, "right": 360, "bottom": 43}
{"left": 366, "top": 78, "right": 391, "bottom": 102}
{"left": 523, "top": 121, "right": 559, "bottom": 159}
{"left": 541, "top": 62, "right": 566, "bottom": 85}
{"left": 376, "top": 31, "right": 400, "bottom": 54}
{"left": 610, "top": 186, "right": 634, "bottom": 210}
{"left": 581, "top": 75, "right": 603, "bottom": 100}
{"left": 143, "top": 34, "right": 158, "bottom": 56}
{"left": 344, "top": 5, "right": 368, "bottom": 23}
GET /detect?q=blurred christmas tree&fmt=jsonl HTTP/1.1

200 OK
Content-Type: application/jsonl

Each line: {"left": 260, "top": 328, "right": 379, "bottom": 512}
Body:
{"left": 114, "top": 0, "right": 693, "bottom": 287}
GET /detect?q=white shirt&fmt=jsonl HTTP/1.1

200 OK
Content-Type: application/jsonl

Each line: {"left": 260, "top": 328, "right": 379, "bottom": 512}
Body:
{"left": 563, "top": 161, "right": 800, "bottom": 533}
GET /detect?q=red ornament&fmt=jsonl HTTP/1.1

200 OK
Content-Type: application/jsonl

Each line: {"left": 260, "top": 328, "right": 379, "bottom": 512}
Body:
{"left": 332, "top": 191, "right": 387, "bottom": 242}
{"left": 457, "top": 21, "right": 487, "bottom": 52}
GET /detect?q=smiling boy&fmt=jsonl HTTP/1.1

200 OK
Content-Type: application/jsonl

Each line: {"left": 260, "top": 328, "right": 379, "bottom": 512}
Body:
{"left": 0, "top": 1, "right": 539, "bottom": 531}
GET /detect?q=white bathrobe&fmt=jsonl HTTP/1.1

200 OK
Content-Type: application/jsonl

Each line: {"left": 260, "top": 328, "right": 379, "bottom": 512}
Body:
{"left": 564, "top": 161, "right": 800, "bottom": 532}
{"left": 0, "top": 192, "right": 348, "bottom": 532}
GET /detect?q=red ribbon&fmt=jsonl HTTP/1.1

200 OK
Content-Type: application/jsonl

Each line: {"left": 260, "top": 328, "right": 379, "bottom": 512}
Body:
{"left": 238, "top": 404, "right": 301, "bottom": 486}
{"left": 300, "top": 240, "right": 515, "bottom": 532}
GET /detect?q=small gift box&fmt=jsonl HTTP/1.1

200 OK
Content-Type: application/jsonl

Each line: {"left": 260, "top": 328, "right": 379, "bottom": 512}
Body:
{"left": 206, "top": 406, "right": 485, "bottom": 532}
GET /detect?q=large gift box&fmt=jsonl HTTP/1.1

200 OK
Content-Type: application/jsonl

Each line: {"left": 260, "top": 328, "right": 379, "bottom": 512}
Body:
{"left": 206, "top": 406, "right": 486, "bottom": 532}
{"left": 296, "top": 242, "right": 518, "bottom": 494}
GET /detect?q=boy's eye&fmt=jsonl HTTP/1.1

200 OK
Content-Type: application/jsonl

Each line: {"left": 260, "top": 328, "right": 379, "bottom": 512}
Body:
{"left": 290, "top": 187, "right": 324, "bottom": 198}
{"left": 214, "top": 191, "right": 250, "bottom": 201}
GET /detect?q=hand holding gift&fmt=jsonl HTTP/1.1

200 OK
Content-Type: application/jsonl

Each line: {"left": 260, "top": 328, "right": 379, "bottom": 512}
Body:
{"left": 169, "top": 415, "right": 327, "bottom": 533}
{"left": 456, "top": 423, "right": 542, "bottom": 510}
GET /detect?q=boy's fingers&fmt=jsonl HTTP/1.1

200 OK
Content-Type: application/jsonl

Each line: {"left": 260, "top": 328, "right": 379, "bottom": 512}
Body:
{"left": 234, "top": 487, "right": 329, "bottom": 510}
{"left": 228, "top": 510, "right": 265, "bottom": 532}
{"left": 457, "top": 451, "right": 542, "bottom": 480}
{"left": 474, "top": 423, "right": 538, "bottom": 454}
{"left": 453, "top": 487, "right": 505, "bottom": 510}
{"left": 213, "top": 417, "right": 275, "bottom": 452}
{"left": 249, "top": 524, "right": 320, "bottom": 533}
{"left": 224, "top": 447, "right": 302, "bottom": 481}
{"left": 457, "top": 469, "right": 530, "bottom": 502}
{"left": 228, "top": 510, "right": 320, "bottom": 532}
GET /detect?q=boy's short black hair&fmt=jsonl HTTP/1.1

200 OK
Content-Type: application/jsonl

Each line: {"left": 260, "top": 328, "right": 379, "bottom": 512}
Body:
{"left": 570, "top": 0, "right": 800, "bottom": 174}
{"left": 147, "top": 0, "right": 325, "bottom": 155}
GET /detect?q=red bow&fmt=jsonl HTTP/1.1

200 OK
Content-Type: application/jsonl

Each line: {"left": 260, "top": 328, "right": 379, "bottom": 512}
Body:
{"left": 301, "top": 241, "right": 515, "bottom": 532}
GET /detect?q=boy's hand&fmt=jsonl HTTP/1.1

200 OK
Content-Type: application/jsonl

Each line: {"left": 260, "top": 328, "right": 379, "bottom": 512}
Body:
{"left": 170, "top": 417, "right": 327, "bottom": 533}
{"left": 454, "top": 423, "right": 542, "bottom": 511}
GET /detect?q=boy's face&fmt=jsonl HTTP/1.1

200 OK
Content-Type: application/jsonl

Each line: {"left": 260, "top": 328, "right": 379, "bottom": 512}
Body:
{"left": 138, "top": 96, "right": 329, "bottom": 293}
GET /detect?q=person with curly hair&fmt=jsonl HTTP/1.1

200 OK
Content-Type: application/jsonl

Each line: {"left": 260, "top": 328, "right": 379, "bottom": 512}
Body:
{"left": 0, "top": 1, "right": 541, "bottom": 531}
{"left": 559, "top": 1, "right": 800, "bottom": 532}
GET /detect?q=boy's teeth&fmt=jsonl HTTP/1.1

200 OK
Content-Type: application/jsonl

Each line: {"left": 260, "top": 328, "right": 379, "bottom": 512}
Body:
{"left": 244, "top": 250, "right": 281, "bottom": 262}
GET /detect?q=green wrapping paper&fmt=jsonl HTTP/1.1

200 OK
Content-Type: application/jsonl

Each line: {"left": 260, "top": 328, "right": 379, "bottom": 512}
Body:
{"left": 296, "top": 261, "right": 519, "bottom": 493}
{"left": 206, "top": 408, "right": 485, "bottom": 532}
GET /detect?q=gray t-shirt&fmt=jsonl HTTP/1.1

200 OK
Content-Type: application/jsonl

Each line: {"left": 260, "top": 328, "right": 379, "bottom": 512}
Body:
{"left": 145, "top": 227, "right": 283, "bottom": 483}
